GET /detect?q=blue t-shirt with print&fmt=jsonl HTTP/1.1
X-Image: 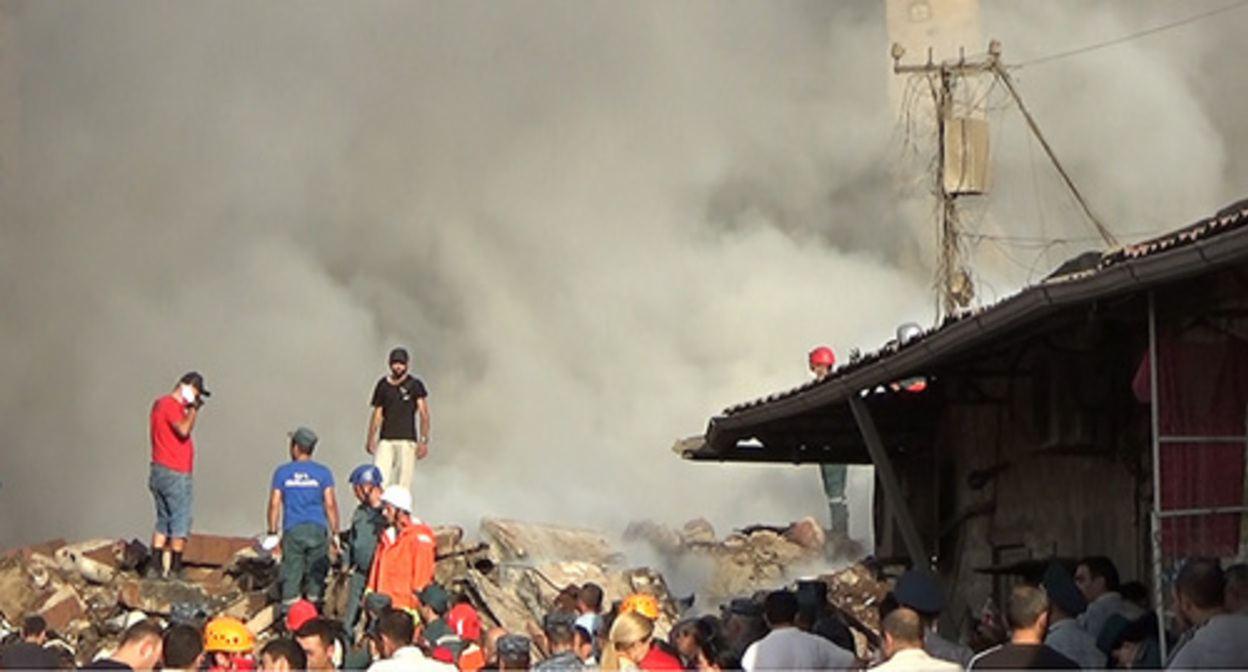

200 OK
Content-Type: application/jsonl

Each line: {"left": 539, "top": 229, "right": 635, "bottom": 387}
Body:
{"left": 271, "top": 460, "right": 334, "bottom": 531}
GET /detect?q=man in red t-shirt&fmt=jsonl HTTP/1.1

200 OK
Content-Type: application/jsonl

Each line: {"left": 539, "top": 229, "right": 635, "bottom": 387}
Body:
{"left": 148, "top": 371, "right": 209, "bottom": 580}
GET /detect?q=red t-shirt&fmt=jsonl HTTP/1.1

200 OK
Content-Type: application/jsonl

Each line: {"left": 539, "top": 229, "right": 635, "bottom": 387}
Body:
{"left": 150, "top": 394, "right": 194, "bottom": 472}
{"left": 640, "top": 645, "right": 683, "bottom": 671}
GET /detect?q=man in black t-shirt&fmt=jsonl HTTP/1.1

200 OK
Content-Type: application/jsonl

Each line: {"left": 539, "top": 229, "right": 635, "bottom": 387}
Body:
{"left": 0, "top": 615, "right": 59, "bottom": 670}
{"left": 365, "top": 347, "right": 430, "bottom": 494}
{"left": 969, "top": 585, "right": 1078, "bottom": 670}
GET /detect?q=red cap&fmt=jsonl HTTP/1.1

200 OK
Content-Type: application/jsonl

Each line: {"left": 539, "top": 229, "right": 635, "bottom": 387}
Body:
{"left": 285, "top": 599, "right": 318, "bottom": 632}
{"left": 809, "top": 346, "right": 835, "bottom": 367}
{"left": 447, "top": 602, "right": 482, "bottom": 642}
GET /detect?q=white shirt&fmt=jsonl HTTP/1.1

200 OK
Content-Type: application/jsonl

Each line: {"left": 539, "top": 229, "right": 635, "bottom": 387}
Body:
{"left": 367, "top": 646, "right": 455, "bottom": 672}
{"left": 1045, "top": 618, "right": 1106, "bottom": 669}
{"left": 1077, "top": 592, "right": 1143, "bottom": 640}
{"left": 925, "top": 630, "right": 973, "bottom": 667}
{"left": 872, "top": 647, "right": 962, "bottom": 672}
{"left": 742, "top": 626, "right": 856, "bottom": 671}
{"left": 1166, "top": 612, "right": 1248, "bottom": 669}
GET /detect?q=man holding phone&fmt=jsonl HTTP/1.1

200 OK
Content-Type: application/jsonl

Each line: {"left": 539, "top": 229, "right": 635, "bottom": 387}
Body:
{"left": 147, "top": 371, "right": 209, "bottom": 580}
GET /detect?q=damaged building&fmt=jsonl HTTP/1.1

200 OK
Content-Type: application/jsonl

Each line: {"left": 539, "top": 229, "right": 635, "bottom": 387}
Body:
{"left": 680, "top": 196, "right": 1248, "bottom": 652}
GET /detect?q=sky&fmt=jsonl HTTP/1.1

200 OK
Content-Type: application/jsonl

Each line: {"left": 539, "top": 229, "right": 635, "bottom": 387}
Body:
{"left": 1, "top": 1, "right": 1245, "bottom": 556}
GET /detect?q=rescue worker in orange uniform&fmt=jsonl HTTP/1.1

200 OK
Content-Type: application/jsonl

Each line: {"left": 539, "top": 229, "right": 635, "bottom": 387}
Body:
{"left": 366, "top": 484, "right": 437, "bottom": 611}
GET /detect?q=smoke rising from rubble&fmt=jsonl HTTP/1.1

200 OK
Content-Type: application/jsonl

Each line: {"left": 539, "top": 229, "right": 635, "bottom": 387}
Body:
{"left": 0, "top": 1, "right": 1243, "bottom": 554}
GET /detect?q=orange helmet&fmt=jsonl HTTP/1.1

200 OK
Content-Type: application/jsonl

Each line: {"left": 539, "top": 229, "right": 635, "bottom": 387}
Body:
{"left": 809, "top": 346, "right": 835, "bottom": 367}
{"left": 204, "top": 616, "right": 255, "bottom": 653}
{"left": 620, "top": 593, "right": 660, "bottom": 620}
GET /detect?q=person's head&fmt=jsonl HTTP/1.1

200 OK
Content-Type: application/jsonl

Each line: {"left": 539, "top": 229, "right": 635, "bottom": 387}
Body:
{"left": 1173, "top": 557, "right": 1225, "bottom": 626}
{"left": 161, "top": 624, "right": 204, "bottom": 670}
{"left": 380, "top": 485, "right": 413, "bottom": 526}
{"left": 672, "top": 616, "right": 720, "bottom": 667}
{"left": 762, "top": 590, "right": 799, "bottom": 628}
{"left": 1223, "top": 564, "right": 1248, "bottom": 614}
{"left": 609, "top": 610, "right": 655, "bottom": 665}
{"left": 376, "top": 607, "right": 416, "bottom": 659}
{"left": 881, "top": 607, "right": 925, "bottom": 659}
{"left": 1075, "top": 556, "right": 1121, "bottom": 601}
{"left": 389, "top": 347, "right": 409, "bottom": 378}
{"left": 284, "top": 599, "right": 319, "bottom": 634}
{"left": 893, "top": 570, "right": 945, "bottom": 622}
{"left": 294, "top": 617, "right": 338, "bottom": 671}
{"left": 113, "top": 619, "right": 165, "bottom": 671}
{"left": 204, "top": 616, "right": 255, "bottom": 670}
{"left": 348, "top": 464, "right": 384, "bottom": 505}
{"left": 259, "top": 637, "right": 307, "bottom": 672}
{"left": 809, "top": 346, "right": 835, "bottom": 379}
{"left": 1119, "top": 580, "right": 1150, "bottom": 611}
{"left": 619, "top": 593, "right": 660, "bottom": 621}
{"left": 543, "top": 611, "right": 577, "bottom": 651}
{"left": 417, "top": 583, "right": 450, "bottom": 623}
{"left": 21, "top": 615, "right": 48, "bottom": 644}
{"left": 288, "top": 426, "right": 318, "bottom": 459}
{"left": 447, "top": 602, "right": 483, "bottom": 644}
{"left": 1041, "top": 563, "right": 1087, "bottom": 621}
{"left": 1005, "top": 585, "right": 1050, "bottom": 641}
{"left": 496, "top": 634, "right": 531, "bottom": 671}
{"left": 175, "top": 371, "right": 210, "bottom": 404}
{"left": 579, "top": 582, "right": 604, "bottom": 614}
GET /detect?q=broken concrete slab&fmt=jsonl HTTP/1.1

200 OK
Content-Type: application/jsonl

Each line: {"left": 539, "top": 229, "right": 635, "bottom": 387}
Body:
{"left": 36, "top": 584, "right": 87, "bottom": 631}
{"left": 182, "top": 534, "right": 255, "bottom": 567}
{"left": 0, "top": 556, "right": 40, "bottom": 621}
{"left": 481, "top": 519, "right": 617, "bottom": 566}
{"left": 783, "top": 517, "right": 826, "bottom": 552}
{"left": 116, "top": 577, "right": 232, "bottom": 616}
{"left": 55, "top": 547, "right": 117, "bottom": 585}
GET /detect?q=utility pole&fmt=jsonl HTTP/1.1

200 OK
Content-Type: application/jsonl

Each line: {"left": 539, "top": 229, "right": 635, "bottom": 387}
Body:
{"left": 892, "top": 41, "right": 998, "bottom": 321}
{"left": 892, "top": 40, "right": 1113, "bottom": 321}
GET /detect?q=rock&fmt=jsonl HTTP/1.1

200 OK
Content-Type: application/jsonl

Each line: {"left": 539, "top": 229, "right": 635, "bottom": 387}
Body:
{"left": 623, "top": 521, "right": 683, "bottom": 556}
{"left": 0, "top": 557, "right": 39, "bottom": 620}
{"left": 55, "top": 547, "right": 117, "bottom": 585}
{"left": 245, "top": 604, "right": 276, "bottom": 635}
{"left": 784, "top": 517, "right": 826, "bottom": 552}
{"left": 116, "top": 577, "right": 228, "bottom": 616}
{"left": 182, "top": 534, "right": 255, "bottom": 567}
{"left": 36, "top": 585, "right": 87, "bottom": 631}
{"left": 679, "top": 518, "right": 717, "bottom": 546}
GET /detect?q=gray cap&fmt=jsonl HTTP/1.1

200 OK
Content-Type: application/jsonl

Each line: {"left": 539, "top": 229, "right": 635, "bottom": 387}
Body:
{"left": 289, "top": 426, "right": 319, "bottom": 451}
{"left": 496, "top": 634, "right": 530, "bottom": 657}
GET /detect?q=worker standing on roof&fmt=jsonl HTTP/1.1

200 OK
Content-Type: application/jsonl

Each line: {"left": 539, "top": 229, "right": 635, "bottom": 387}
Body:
{"left": 266, "top": 426, "right": 341, "bottom": 622}
{"left": 341, "top": 464, "right": 387, "bottom": 640}
{"left": 367, "top": 484, "right": 437, "bottom": 612}
{"left": 809, "top": 347, "right": 849, "bottom": 537}
{"left": 365, "top": 347, "right": 431, "bottom": 496}
{"left": 148, "top": 371, "right": 210, "bottom": 580}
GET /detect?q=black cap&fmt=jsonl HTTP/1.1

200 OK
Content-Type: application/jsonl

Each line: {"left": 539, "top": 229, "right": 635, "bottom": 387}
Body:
{"left": 1042, "top": 563, "right": 1088, "bottom": 617}
{"left": 389, "top": 347, "right": 409, "bottom": 364}
{"left": 894, "top": 570, "right": 946, "bottom": 615}
{"left": 179, "top": 371, "right": 211, "bottom": 397}
{"left": 722, "top": 597, "right": 763, "bottom": 618}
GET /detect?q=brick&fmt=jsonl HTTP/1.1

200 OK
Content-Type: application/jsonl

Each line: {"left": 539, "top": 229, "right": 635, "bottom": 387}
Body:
{"left": 36, "top": 585, "right": 86, "bottom": 631}
{"left": 182, "top": 534, "right": 254, "bottom": 567}
{"left": 0, "top": 538, "right": 66, "bottom": 563}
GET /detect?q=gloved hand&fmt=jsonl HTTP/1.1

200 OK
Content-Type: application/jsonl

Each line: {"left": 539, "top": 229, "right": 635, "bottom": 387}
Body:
{"left": 260, "top": 535, "right": 280, "bottom": 552}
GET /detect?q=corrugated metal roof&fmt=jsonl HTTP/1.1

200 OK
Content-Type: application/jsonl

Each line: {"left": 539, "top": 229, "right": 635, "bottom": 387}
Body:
{"left": 711, "top": 196, "right": 1248, "bottom": 422}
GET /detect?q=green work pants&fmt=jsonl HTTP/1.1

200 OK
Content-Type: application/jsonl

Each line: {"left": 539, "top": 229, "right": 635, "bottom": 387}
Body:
{"left": 281, "top": 522, "right": 330, "bottom": 613}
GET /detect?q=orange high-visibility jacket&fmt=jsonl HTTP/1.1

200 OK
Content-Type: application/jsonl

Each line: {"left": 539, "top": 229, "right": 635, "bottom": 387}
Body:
{"left": 367, "top": 518, "right": 436, "bottom": 610}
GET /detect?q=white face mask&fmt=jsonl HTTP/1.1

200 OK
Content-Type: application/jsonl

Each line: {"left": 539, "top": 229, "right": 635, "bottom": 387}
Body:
{"left": 178, "top": 384, "right": 198, "bottom": 404}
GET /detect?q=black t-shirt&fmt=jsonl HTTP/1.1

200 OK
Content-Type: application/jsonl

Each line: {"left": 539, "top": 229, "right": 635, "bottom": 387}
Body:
{"left": 970, "top": 643, "right": 1079, "bottom": 670}
{"left": 79, "top": 658, "right": 135, "bottom": 670}
{"left": 371, "top": 375, "right": 428, "bottom": 440}
{"left": 0, "top": 641, "right": 59, "bottom": 670}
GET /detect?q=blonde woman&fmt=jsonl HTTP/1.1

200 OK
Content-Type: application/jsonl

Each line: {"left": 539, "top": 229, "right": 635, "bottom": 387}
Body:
{"left": 609, "top": 611, "right": 682, "bottom": 670}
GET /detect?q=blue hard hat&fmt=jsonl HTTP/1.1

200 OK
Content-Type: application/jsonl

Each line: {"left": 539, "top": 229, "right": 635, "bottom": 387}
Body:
{"left": 349, "top": 464, "right": 383, "bottom": 485}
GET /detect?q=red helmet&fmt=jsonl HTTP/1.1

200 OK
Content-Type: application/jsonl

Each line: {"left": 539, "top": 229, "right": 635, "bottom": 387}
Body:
{"left": 809, "top": 346, "right": 835, "bottom": 367}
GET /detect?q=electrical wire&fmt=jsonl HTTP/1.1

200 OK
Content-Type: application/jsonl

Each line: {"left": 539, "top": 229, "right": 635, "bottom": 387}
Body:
{"left": 1019, "top": 1, "right": 1248, "bottom": 67}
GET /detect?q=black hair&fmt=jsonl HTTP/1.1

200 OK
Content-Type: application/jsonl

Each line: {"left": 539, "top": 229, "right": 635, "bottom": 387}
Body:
{"left": 762, "top": 590, "right": 799, "bottom": 627}
{"left": 120, "top": 619, "right": 165, "bottom": 648}
{"left": 579, "top": 583, "right": 604, "bottom": 612}
{"left": 1175, "top": 557, "right": 1225, "bottom": 610}
{"left": 260, "top": 637, "right": 307, "bottom": 670}
{"left": 1079, "top": 556, "right": 1122, "bottom": 592}
{"left": 294, "top": 617, "right": 338, "bottom": 649}
{"left": 21, "top": 615, "right": 47, "bottom": 639}
{"left": 376, "top": 608, "right": 416, "bottom": 647}
{"left": 162, "top": 624, "right": 203, "bottom": 668}
{"left": 1005, "top": 585, "right": 1049, "bottom": 630}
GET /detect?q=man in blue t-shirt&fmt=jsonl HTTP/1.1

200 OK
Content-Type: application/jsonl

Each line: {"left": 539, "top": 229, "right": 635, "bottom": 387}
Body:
{"left": 266, "top": 426, "right": 340, "bottom": 622}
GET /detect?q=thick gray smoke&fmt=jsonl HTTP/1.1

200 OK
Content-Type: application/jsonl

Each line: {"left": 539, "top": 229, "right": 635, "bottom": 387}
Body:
{"left": 0, "top": 1, "right": 1244, "bottom": 550}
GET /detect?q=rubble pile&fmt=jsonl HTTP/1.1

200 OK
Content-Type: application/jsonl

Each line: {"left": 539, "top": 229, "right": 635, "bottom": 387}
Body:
{"left": 0, "top": 518, "right": 888, "bottom": 664}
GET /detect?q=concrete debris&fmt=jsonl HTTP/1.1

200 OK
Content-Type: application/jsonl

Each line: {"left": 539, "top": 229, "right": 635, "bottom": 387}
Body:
{"left": 0, "top": 517, "right": 884, "bottom": 665}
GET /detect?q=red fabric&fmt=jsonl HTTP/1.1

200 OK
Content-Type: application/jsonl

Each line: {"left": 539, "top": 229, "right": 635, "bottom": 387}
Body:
{"left": 1145, "top": 331, "right": 1248, "bottom": 557}
{"left": 447, "top": 602, "right": 482, "bottom": 642}
{"left": 639, "top": 645, "right": 683, "bottom": 670}
{"left": 285, "top": 599, "right": 318, "bottom": 632}
{"left": 367, "top": 519, "right": 436, "bottom": 610}
{"left": 456, "top": 645, "right": 486, "bottom": 672}
{"left": 150, "top": 394, "right": 193, "bottom": 472}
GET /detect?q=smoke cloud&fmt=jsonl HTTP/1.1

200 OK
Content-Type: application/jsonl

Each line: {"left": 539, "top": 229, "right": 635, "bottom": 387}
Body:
{"left": 0, "top": 1, "right": 1244, "bottom": 552}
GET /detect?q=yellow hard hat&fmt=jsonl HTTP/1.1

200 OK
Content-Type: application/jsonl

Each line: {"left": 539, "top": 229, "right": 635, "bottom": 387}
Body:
{"left": 204, "top": 616, "right": 255, "bottom": 653}
{"left": 620, "top": 593, "right": 660, "bottom": 620}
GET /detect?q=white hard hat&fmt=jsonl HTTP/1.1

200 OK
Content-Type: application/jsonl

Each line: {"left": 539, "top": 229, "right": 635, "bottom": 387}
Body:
{"left": 380, "top": 485, "right": 412, "bottom": 513}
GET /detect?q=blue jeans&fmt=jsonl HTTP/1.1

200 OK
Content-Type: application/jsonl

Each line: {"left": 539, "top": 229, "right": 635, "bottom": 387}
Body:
{"left": 149, "top": 463, "right": 193, "bottom": 538}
